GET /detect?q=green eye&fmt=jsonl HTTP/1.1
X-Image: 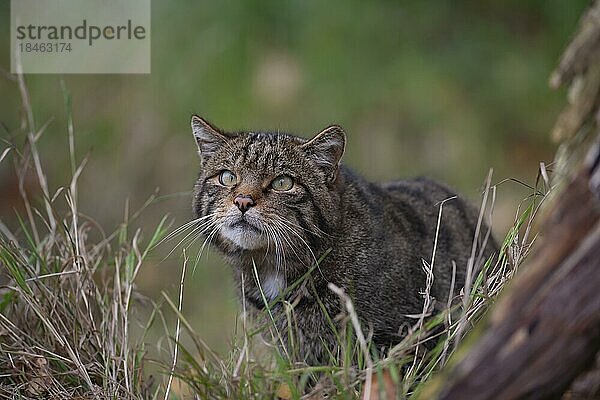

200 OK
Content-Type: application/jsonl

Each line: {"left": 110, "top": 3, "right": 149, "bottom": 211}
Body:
{"left": 218, "top": 170, "right": 237, "bottom": 186}
{"left": 271, "top": 175, "right": 294, "bottom": 191}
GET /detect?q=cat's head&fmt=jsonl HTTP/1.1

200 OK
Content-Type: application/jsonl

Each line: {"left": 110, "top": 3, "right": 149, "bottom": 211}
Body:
{"left": 190, "top": 115, "right": 345, "bottom": 261}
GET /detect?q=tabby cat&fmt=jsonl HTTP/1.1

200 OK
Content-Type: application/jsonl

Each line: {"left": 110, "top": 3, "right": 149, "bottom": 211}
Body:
{"left": 190, "top": 115, "right": 496, "bottom": 365}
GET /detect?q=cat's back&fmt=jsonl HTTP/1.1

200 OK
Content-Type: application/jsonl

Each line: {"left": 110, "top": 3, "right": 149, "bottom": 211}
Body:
{"left": 339, "top": 170, "right": 481, "bottom": 243}
{"left": 377, "top": 176, "right": 492, "bottom": 304}
{"left": 381, "top": 177, "right": 458, "bottom": 207}
{"left": 380, "top": 177, "right": 479, "bottom": 232}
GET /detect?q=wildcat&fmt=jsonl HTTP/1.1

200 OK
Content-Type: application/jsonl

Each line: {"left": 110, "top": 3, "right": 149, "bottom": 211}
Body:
{"left": 190, "top": 115, "right": 496, "bottom": 365}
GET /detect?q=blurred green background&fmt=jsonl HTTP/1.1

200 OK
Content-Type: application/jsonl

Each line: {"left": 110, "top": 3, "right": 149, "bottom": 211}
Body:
{"left": 0, "top": 1, "right": 589, "bottom": 354}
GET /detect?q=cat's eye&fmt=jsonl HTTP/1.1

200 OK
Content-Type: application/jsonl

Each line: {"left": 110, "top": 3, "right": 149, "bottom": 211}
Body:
{"left": 271, "top": 175, "right": 294, "bottom": 191}
{"left": 218, "top": 170, "right": 237, "bottom": 186}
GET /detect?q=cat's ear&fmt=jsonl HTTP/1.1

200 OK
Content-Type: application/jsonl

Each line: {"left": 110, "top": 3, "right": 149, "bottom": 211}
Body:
{"left": 301, "top": 125, "right": 346, "bottom": 181}
{"left": 191, "top": 115, "right": 230, "bottom": 160}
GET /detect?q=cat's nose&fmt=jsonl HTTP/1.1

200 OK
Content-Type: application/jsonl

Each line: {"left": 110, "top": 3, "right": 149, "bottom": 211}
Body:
{"left": 234, "top": 195, "right": 256, "bottom": 214}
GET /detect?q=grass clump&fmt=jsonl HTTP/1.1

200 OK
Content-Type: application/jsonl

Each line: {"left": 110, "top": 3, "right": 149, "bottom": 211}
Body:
{"left": 0, "top": 76, "right": 166, "bottom": 399}
{"left": 0, "top": 216, "right": 165, "bottom": 398}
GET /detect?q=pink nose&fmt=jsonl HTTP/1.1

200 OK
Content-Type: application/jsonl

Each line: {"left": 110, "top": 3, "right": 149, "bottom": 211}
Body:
{"left": 234, "top": 195, "right": 255, "bottom": 213}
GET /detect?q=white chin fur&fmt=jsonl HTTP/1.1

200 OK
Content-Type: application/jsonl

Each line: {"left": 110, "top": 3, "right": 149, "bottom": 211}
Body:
{"left": 220, "top": 225, "right": 267, "bottom": 250}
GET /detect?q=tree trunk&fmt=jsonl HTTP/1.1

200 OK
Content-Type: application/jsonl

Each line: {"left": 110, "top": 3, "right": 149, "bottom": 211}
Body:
{"left": 418, "top": 2, "right": 600, "bottom": 399}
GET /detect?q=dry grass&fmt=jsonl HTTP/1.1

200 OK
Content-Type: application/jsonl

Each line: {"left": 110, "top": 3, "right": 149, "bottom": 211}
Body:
{"left": 0, "top": 75, "right": 167, "bottom": 399}
{"left": 0, "top": 73, "right": 550, "bottom": 399}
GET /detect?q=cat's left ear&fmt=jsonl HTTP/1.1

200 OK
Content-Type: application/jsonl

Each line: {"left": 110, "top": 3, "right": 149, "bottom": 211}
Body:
{"left": 301, "top": 125, "right": 346, "bottom": 182}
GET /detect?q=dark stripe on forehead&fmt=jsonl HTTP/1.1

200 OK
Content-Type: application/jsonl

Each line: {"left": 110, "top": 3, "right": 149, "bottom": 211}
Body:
{"left": 246, "top": 140, "right": 263, "bottom": 166}
{"left": 240, "top": 137, "right": 251, "bottom": 164}
{"left": 256, "top": 146, "right": 269, "bottom": 166}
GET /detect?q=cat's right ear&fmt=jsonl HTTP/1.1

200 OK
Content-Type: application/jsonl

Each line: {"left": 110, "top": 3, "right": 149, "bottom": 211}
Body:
{"left": 301, "top": 125, "right": 346, "bottom": 183}
{"left": 191, "top": 115, "right": 229, "bottom": 160}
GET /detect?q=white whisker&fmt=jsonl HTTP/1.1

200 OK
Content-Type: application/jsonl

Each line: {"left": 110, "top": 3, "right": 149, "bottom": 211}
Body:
{"left": 156, "top": 213, "right": 218, "bottom": 246}
{"left": 193, "top": 222, "right": 223, "bottom": 272}
{"left": 271, "top": 219, "right": 319, "bottom": 268}
{"left": 162, "top": 219, "right": 216, "bottom": 260}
